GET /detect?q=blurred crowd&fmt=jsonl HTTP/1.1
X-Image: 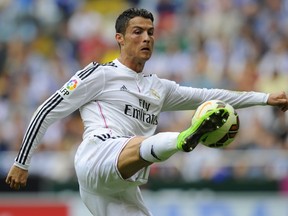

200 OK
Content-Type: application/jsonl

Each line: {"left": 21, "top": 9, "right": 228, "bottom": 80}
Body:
{"left": 0, "top": 0, "right": 288, "bottom": 188}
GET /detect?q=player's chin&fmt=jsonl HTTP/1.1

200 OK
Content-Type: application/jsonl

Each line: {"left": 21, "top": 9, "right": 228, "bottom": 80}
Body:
{"left": 140, "top": 53, "right": 152, "bottom": 61}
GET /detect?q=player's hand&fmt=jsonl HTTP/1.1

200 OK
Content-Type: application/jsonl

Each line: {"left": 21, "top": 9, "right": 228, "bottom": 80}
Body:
{"left": 267, "top": 91, "right": 288, "bottom": 112}
{"left": 5, "top": 165, "right": 28, "bottom": 190}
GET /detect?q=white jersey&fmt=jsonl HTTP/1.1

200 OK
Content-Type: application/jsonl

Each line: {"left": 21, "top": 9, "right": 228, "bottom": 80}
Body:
{"left": 14, "top": 59, "right": 268, "bottom": 170}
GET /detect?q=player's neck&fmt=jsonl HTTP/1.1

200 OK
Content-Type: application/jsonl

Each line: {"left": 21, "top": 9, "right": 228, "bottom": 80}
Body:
{"left": 117, "top": 56, "right": 145, "bottom": 73}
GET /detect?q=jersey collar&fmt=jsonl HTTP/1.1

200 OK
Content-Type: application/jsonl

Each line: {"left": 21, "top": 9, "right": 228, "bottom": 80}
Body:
{"left": 113, "top": 59, "right": 144, "bottom": 77}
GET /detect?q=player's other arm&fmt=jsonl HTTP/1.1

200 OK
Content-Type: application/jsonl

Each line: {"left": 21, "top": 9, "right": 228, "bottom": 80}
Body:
{"left": 5, "top": 91, "right": 80, "bottom": 190}
{"left": 6, "top": 62, "right": 103, "bottom": 190}
{"left": 160, "top": 79, "right": 288, "bottom": 112}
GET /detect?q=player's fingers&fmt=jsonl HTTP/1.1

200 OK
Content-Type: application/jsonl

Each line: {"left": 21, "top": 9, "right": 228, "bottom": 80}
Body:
{"left": 5, "top": 176, "right": 11, "bottom": 184}
{"left": 8, "top": 179, "right": 20, "bottom": 190}
{"left": 20, "top": 181, "right": 27, "bottom": 187}
{"left": 279, "top": 98, "right": 288, "bottom": 111}
{"left": 7, "top": 181, "right": 19, "bottom": 190}
{"left": 276, "top": 98, "right": 288, "bottom": 111}
{"left": 9, "top": 180, "right": 15, "bottom": 188}
{"left": 281, "top": 105, "right": 288, "bottom": 112}
{"left": 11, "top": 184, "right": 20, "bottom": 190}
{"left": 14, "top": 185, "right": 21, "bottom": 190}
{"left": 277, "top": 98, "right": 288, "bottom": 104}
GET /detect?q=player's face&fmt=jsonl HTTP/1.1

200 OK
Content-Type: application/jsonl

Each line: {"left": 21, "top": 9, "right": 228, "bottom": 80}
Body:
{"left": 117, "top": 17, "right": 154, "bottom": 62}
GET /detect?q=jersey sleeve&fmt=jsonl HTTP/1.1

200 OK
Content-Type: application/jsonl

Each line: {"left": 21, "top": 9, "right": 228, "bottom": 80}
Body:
{"left": 14, "top": 62, "right": 104, "bottom": 170}
{"left": 161, "top": 79, "right": 269, "bottom": 111}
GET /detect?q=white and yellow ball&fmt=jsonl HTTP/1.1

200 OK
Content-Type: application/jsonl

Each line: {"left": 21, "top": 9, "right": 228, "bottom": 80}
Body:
{"left": 192, "top": 100, "right": 240, "bottom": 148}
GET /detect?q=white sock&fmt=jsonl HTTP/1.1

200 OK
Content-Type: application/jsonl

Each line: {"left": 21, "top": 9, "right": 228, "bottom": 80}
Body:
{"left": 139, "top": 132, "right": 179, "bottom": 163}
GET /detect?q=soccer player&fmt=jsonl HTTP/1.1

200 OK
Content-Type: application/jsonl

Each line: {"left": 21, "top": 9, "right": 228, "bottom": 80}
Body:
{"left": 5, "top": 8, "right": 288, "bottom": 216}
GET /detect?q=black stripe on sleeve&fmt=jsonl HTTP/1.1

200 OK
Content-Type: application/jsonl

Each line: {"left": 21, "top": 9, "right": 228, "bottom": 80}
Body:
{"left": 16, "top": 93, "right": 63, "bottom": 165}
{"left": 78, "top": 64, "right": 99, "bottom": 80}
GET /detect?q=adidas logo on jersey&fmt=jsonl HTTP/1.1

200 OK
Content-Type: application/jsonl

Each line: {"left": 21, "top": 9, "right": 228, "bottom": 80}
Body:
{"left": 120, "top": 85, "right": 128, "bottom": 91}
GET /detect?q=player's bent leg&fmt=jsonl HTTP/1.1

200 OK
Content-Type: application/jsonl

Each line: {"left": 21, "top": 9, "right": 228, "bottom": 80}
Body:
{"left": 118, "top": 133, "right": 180, "bottom": 179}
{"left": 118, "top": 108, "right": 230, "bottom": 179}
{"left": 118, "top": 136, "right": 152, "bottom": 179}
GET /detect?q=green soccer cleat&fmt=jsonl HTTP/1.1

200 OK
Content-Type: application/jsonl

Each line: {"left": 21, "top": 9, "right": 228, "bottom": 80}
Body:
{"left": 177, "top": 108, "right": 229, "bottom": 152}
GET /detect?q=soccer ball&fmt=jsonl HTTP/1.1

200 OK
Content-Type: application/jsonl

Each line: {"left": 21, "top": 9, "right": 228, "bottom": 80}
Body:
{"left": 192, "top": 100, "right": 240, "bottom": 148}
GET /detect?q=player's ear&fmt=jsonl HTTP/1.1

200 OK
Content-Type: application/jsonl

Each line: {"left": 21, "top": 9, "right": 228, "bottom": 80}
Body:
{"left": 115, "top": 33, "right": 124, "bottom": 46}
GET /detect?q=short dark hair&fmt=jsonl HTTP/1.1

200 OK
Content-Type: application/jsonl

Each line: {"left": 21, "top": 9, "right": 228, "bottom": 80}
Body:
{"left": 115, "top": 8, "right": 154, "bottom": 35}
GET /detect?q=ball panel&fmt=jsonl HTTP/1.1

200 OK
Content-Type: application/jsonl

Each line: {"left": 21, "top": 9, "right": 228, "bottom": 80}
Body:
{"left": 193, "top": 100, "right": 226, "bottom": 121}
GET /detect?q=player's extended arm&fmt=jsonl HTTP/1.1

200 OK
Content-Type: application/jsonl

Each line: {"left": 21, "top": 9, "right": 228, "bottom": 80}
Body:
{"left": 267, "top": 91, "right": 288, "bottom": 112}
{"left": 5, "top": 165, "right": 28, "bottom": 190}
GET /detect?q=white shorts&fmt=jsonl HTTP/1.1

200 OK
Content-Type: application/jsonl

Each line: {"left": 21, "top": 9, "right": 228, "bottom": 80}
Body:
{"left": 74, "top": 133, "right": 152, "bottom": 216}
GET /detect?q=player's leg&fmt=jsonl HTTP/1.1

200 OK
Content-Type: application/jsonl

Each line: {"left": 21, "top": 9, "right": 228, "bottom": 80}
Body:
{"left": 75, "top": 136, "right": 152, "bottom": 216}
{"left": 117, "top": 133, "right": 178, "bottom": 179}
{"left": 117, "top": 136, "right": 151, "bottom": 179}
{"left": 79, "top": 185, "right": 152, "bottom": 216}
{"left": 118, "top": 107, "right": 229, "bottom": 179}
